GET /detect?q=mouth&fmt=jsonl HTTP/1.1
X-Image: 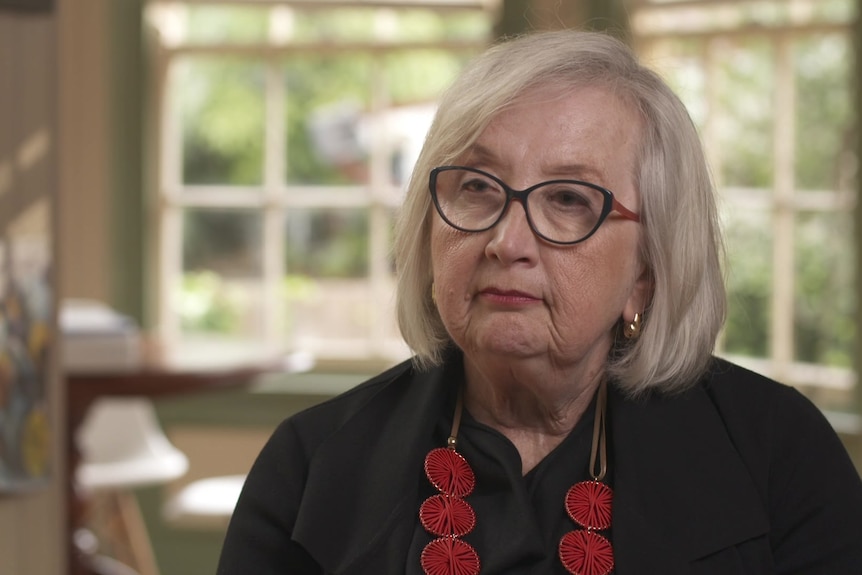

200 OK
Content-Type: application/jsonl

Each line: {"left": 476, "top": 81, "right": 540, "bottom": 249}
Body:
{"left": 479, "top": 287, "right": 541, "bottom": 305}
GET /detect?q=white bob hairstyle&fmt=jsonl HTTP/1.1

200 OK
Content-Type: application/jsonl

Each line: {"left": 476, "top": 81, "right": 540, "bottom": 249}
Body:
{"left": 394, "top": 29, "right": 726, "bottom": 395}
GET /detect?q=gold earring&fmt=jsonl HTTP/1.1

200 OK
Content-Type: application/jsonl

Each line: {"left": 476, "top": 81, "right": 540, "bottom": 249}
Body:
{"left": 431, "top": 282, "right": 436, "bottom": 305}
{"left": 623, "top": 312, "right": 642, "bottom": 340}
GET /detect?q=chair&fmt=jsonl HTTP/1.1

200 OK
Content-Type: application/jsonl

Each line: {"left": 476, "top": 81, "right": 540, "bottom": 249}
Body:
{"left": 162, "top": 474, "right": 246, "bottom": 525}
{"left": 159, "top": 349, "right": 317, "bottom": 528}
{"left": 76, "top": 397, "right": 189, "bottom": 575}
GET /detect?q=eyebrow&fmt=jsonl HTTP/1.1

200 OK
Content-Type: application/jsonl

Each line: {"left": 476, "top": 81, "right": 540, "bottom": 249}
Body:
{"left": 461, "top": 143, "right": 497, "bottom": 165}
{"left": 464, "top": 143, "right": 606, "bottom": 184}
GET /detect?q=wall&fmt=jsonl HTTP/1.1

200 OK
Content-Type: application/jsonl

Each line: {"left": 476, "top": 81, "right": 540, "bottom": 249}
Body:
{"left": 0, "top": 6, "right": 65, "bottom": 575}
{"left": 855, "top": 0, "right": 862, "bottom": 469}
{"left": 56, "top": 0, "right": 112, "bottom": 303}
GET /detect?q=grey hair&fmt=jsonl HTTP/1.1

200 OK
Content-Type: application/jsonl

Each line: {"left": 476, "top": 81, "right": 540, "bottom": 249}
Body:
{"left": 394, "top": 29, "right": 726, "bottom": 395}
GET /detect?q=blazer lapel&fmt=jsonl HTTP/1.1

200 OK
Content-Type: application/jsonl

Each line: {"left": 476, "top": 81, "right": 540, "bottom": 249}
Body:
{"left": 291, "top": 361, "right": 455, "bottom": 574}
{"left": 611, "top": 382, "right": 769, "bottom": 573}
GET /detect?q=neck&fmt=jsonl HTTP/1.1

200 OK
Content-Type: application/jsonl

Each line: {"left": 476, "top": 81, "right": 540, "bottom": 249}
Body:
{"left": 462, "top": 355, "right": 604, "bottom": 474}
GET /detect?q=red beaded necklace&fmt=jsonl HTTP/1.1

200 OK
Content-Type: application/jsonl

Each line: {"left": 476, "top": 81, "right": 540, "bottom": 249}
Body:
{"left": 419, "top": 379, "right": 614, "bottom": 575}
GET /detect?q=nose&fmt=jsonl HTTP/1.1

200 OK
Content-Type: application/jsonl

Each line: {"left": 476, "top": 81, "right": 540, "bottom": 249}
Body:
{"left": 484, "top": 200, "right": 540, "bottom": 264}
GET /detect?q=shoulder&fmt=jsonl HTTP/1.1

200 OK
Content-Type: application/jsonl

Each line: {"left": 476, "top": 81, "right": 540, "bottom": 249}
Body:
{"left": 659, "top": 356, "right": 861, "bottom": 516}
{"left": 702, "top": 355, "right": 795, "bottom": 398}
{"left": 227, "top": 357, "right": 439, "bottom": 529}
{"left": 630, "top": 357, "right": 819, "bottom": 449}
{"left": 222, "top": 356, "right": 457, "bottom": 573}
{"left": 269, "top": 357, "right": 422, "bottom": 454}
{"left": 699, "top": 356, "right": 823, "bottom": 426}
{"left": 694, "top": 356, "right": 840, "bottom": 465}
{"left": 293, "top": 358, "right": 418, "bottom": 424}
{"left": 699, "top": 357, "right": 862, "bottom": 571}
{"left": 268, "top": 354, "right": 460, "bottom": 462}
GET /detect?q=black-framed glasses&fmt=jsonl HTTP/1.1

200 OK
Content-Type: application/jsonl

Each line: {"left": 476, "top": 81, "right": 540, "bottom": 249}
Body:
{"left": 429, "top": 166, "right": 640, "bottom": 245}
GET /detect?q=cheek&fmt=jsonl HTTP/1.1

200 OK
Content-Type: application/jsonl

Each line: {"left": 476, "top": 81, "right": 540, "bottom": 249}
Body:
{"left": 550, "top": 263, "right": 601, "bottom": 322}
{"left": 430, "top": 223, "right": 479, "bottom": 286}
{"left": 430, "top": 228, "right": 486, "bottom": 336}
{"left": 549, "top": 240, "right": 640, "bottom": 322}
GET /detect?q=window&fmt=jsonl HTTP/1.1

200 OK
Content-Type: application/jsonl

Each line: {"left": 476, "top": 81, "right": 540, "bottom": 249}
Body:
{"left": 631, "top": 0, "right": 857, "bottom": 418}
{"left": 148, "top": 0, "right": 859, "bottom": 422}
{"left": 146, "top": 1, "right": 494, "bottom": 368}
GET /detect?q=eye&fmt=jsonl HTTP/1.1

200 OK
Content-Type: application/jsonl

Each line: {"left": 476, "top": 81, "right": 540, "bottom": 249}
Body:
{"left": 460, "top": 176, "right": 499, "bottom": 194}
{"left": 547, "top": 187, "right": 592, "bottom": 208}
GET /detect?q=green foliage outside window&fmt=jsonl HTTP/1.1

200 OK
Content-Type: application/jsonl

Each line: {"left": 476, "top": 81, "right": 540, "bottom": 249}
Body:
{"left": 794, "top": 212, "right": 855, "bottom": 368}
{"left": 283, "top": 54, "right": 371, "bottom": 186}
{"left": 174, "top": 6, "right": 855, "bottom": 369}
{"left": 723, "top": 215, "right": 772, "bottom": 359}
{"left": 180, "top": 58, "right": 266, "bottom": 185}
{"left": 180, "top": 271, "right": 241, "bottom": 333}
{"left": 663, "top": 32, "right": 854, "bottom": 369}
{"left": 175, "top": 6, "right": 487, "bottom": 338}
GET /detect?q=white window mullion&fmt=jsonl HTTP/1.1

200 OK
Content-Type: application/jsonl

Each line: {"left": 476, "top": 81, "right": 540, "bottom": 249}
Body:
{"left": 160, "top": 206, "right": 184, "bottom": 347}
{"left": 703, "top": 37, "right": 726, "bottom": 352}
{"left": 263, "top": 57, "right": 286, "bottom": 345}
{"left": 159, "top": 59, "right": 186, "bottom": 346}
{"left": 367, "top": 56, "right": 393, "bottom": 359}
{"left": 146, "top": 51, "right": 169, "bottom": 344}
{"left": 770, "top": 33, "right": 796, "bottom": 380}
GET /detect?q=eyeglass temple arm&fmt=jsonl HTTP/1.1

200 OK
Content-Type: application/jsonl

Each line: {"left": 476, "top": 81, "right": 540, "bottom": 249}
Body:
{"left": 612, "top": 198, "right": 640, "bottom": 223}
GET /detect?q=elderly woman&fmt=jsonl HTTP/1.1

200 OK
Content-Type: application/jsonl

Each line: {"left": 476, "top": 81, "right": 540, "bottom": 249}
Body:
{"left": 217, "top": 30, "right": 862, "bottom": 575}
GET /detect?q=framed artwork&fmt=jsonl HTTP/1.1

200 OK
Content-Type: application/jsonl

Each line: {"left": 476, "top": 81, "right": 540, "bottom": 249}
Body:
{"left": 0, "top": 0, "right": 56, "bottom": 494}
{"left": 0, "top": 202, "right": 54, "bottom": 491}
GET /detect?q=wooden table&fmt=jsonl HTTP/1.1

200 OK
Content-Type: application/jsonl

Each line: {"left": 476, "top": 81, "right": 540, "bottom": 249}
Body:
{"left": 67, "top": 359, "right": 279, "bottom": 575}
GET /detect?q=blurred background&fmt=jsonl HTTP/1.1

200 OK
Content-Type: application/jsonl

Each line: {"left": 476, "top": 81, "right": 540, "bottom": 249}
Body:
{"left": 2, "top": 0, "right": 861, "bottom": 574}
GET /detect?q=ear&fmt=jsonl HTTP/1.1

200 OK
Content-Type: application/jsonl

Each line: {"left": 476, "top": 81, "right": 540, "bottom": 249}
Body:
{"left": 623, "top": 264, "right": 653, "bottom": 323}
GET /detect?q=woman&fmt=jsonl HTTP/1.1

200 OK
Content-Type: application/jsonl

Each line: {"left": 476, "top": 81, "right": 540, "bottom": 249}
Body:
{"left": 217, "top": 30, "right": 862, "bottom": 575}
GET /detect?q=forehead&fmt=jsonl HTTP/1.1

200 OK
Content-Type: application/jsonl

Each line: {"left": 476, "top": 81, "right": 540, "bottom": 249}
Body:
{"left": 461, "top": 84, "right": 642, "bottom": 182}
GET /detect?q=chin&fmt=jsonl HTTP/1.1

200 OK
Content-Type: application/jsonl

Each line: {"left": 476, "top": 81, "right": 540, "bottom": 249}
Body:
{"left": 471, "top": 333, "right": 541, "bottom": 359}
{"left": 448, "top": 314, "right": 546, "bottom": 357}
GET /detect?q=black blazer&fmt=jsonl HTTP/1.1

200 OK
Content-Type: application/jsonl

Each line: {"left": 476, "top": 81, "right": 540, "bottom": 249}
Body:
{"left": 217, "top": 357, "right": 862, "bottom": 574}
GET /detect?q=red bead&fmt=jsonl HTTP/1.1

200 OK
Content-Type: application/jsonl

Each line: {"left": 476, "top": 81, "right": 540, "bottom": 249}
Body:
{"left": 425, "top": 447, "right": 476, "bottom": 497}
{"left": 564, "top": 480, "right": 613, "bottom": 530}
{"left": 421, "top": 537, "right": 481, "bottom": 575}
{"left": 559, "top": 530, "right": 614, "bottom": 575}
{"left": 420, "top": 494, "right": 476, "bottom": 537}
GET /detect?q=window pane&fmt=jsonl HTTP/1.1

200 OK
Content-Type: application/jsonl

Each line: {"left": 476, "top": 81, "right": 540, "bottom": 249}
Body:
{"left": 714, "top": 38, "right": 774, "bottom": 188}
{"left": 285, "top": 277, "right": 372, "bottom": 349}
{"left": 287, "top": 7, "right": 490, "bottom": 43}
{"left": 794, "top": 211, "right": 854, "bottom": 367}
{"left": 813, "top": 0, "right": 855, "bottom": 22}
{"left": 291, "top": 8, "right": 378, "bottom": 42}
{"left": 633, "top": 0, "right": 853, "bottom": 34}
{"left": 284, "top": 54, "right": 372, "bottom": 185}
{"left": 184, "top": 5, "right": 269, "bottom": 44}
{"left": 382, "top": 9, "right": 491, "bottom": 42}
{"left": 285, "top": 208, "right": 368, "bottom": 278}
{"left": 177, "top": 57, "right": 265, "bottom": 185}
{"left": 180, "top": 209, "right": 263, "bottom": 336}
{"left": 284, "top": 208, "right": 371, "bottom": 346}
{"left": 384, "top": 49, "right": 471, "bottom": 104}
{"left": 648, "top": 38, "right": 708, "bottom": 129}
{"left": 723, "top": 208, "right": 773, "bottom": 357}
{"left": 382, "top": 49, "right": 471, "bottom": 188}
{"left": 794, "top": 34, "right": 852, "bottom": 191}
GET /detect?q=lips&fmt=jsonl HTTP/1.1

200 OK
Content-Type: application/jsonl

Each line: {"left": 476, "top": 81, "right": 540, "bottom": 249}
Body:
{"left": 479, "top": 287, "right": 541, "bottom": 303}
